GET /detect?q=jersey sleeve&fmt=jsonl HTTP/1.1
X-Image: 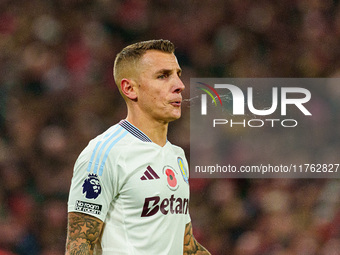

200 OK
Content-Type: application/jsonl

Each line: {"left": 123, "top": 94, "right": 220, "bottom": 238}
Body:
{"left": 175, "top": 145, "right": 192, "bottom": 225}
{"left": 183, "top": 153, "right": 191, "bottom": 225}
{"left": 67, "top": 144, "right": 119, "bottom": 222}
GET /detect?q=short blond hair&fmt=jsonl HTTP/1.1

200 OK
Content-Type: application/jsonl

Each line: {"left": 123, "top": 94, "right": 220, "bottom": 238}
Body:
{"left": 113, "top": 39, "right": 175, "bottom": 89}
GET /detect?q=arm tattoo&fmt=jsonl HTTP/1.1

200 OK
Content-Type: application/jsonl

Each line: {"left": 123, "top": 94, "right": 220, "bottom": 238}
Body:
{"left": 65, "top": 212, "right": 104, "bottom": 255}
{"left": 183, "top": 222, "right": 211, "bottom": 255}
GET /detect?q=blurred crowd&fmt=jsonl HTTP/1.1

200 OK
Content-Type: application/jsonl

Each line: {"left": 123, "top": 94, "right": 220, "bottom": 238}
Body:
{"left": 1, "top": 0, "right": 340, "bottom": 254}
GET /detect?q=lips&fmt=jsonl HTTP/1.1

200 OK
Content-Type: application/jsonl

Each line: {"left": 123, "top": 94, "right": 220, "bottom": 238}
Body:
{"left": 170, "top": 97, "right": 182, "bottom": 107}
{"left": 170, "top": 100, "right": 182, "bottom": 107}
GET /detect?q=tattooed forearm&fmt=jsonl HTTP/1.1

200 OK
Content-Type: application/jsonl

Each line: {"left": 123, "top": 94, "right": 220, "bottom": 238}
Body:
{"left": 65, "top": 212, "right": 104, "bottom": 255}
{"left": 183, "top": 222, "right": 211, "bottom": 255}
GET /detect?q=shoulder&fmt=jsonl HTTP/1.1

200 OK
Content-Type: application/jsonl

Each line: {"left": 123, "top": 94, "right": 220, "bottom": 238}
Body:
{"left": 75, "top": 123, "right": 133, "bottom": 168}
{"left": 167, "top": 142, "right": 186, "bottom": 156}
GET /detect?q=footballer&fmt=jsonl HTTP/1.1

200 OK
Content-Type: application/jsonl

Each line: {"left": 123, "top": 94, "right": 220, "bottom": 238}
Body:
{"left": 65, "top": 40, "right": 211, "bottom": 255}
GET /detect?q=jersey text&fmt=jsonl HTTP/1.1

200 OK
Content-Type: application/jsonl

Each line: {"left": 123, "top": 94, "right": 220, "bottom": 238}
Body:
{"left": 141, "top": 195, "right": 189, "bottom": 217}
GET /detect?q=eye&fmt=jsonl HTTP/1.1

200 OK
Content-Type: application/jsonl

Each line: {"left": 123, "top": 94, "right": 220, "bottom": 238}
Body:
{"left": 158, "top": 73, "right": 169, "bottom": 79}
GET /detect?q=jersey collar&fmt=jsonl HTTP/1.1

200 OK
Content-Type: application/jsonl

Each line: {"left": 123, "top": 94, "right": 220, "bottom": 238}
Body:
{"left": 119, "top": 120, "right": 153, "bottom": 143}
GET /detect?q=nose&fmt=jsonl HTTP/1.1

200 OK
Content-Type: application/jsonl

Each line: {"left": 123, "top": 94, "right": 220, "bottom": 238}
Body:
{"left": 173, "top": 76, "right": 185, "bottom": 94}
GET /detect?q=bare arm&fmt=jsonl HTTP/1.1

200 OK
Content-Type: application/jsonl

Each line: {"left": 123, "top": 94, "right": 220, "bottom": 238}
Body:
{"left": 183, "top": 222, "right": 211, "bottom": 255}
{"left": 65, "top": 212, "right": 104, "bottom": 255}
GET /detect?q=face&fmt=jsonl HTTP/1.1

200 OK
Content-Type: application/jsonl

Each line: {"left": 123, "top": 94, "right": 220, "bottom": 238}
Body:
{"left": 133, "top": 50, "right": 185, "bottom": 123}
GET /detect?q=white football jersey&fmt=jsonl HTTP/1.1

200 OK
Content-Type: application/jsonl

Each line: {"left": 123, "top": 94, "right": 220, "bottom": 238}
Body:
{"left": 68, "top": 120, "right": 191, "bottom": 255}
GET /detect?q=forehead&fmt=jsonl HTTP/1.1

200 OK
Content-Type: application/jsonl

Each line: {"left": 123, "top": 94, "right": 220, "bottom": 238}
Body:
{"left": 138, "top": 50, "right": 180, "bottom": 73}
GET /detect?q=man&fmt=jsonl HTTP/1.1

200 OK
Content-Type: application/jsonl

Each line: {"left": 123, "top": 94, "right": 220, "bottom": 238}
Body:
{"left": 66, "top": 39, "right": 211, "bottom": 255}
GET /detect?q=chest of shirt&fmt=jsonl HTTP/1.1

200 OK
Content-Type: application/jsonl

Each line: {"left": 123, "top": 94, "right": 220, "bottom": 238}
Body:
{"left": 114, "top": 143, "right": 190, "bottom": 216}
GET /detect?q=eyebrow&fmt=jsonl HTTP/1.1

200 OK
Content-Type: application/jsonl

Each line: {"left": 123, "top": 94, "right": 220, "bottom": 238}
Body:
{"left": 155, "top": 68, "right": 182, "bottom": 76}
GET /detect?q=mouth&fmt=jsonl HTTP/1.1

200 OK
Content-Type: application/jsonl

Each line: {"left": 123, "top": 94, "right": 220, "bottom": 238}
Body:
{"left": 170, "top": 100, "right": 182, "bottom": 107}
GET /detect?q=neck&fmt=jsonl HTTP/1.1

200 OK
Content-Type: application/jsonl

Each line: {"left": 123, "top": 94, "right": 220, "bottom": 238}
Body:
{"left": 126, "top": 113, "right": 169, "bottom": 147}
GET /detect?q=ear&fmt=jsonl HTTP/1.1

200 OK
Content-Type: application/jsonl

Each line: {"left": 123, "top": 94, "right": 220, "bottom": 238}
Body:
{"left": 121, "top": 78, "right": 138, "bottom": 100}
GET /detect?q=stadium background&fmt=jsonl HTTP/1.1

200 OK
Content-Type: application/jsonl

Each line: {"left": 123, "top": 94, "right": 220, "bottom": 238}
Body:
{"left": 1, "top": 0, "right": 340, "bottom": 254}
